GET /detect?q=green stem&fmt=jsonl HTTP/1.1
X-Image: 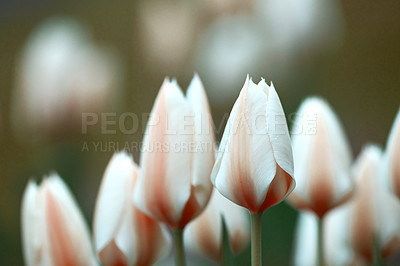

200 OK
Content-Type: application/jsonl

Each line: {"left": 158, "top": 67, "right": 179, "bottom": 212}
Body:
{"left": 251, "top": 213, "right": 262, "bottom": 266}
{"left": 317, "top": 217, "right": 325, "bottom": 266}
{"left": 173, "top": 229, "right": 186, "bottom": 266}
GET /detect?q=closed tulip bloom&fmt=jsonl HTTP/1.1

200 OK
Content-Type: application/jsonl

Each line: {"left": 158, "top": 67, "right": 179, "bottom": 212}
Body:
{"left": 384, "top": 108, "right": 400, "bottom": 200}
{"left": 134, "top": 74, "right": 215, "bottom": 229}
{"left": 288, "top": 97, "right": 353, "bottom": 218}
{"left": 93, "top": 152, "right": 169, "bottom": 266}
{"left": 184, "top": 188, "right": 250, "bottom": 261}
{"left": 211, "top": 76, "right": 295, "bottom": 214}
{"left": 21, "top": 174, "right": 97, "bottom": 266}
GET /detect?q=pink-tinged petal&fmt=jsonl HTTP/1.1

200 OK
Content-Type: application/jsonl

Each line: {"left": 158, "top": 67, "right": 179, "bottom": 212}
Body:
{"left": 214, "top": 76, "right": 291, "bottom": 213}
{"left": 93, "top": 152, "right": 135, "bottom": 250}
{"left": 98, "top": 240, "right": 128, "bottom": 266}
{"left": 135, "top": 78, "right": 193, "bottom": 228}
{"left": 184, "top": 189, "right": 249, "bottom": 261}
{"left": 350, "top": 145, "right": 381, "bottom": 262}
{"left": 385, "top": 108, "right": 400, "bottom": 199}
{"left": 132, "top": 206, "right": 171, "bottom": 265}
{"left": 21, "top": 180, "right": 43, "bottom": 266}
{"left": 93, "top": 152, "right": 136, "bottom": 265}
{"left": 95, "top": 152, "right": 170, "bottom": 266}
{"left": 43, "top": 175, "right": 96, "bottom": 266}
{"left": 186, "top": 74, "right": 215, "bottom": 210}
{"left": 265, "top": 82, "right": 294, "bottom": 179}
{"left": 289, "top": 97, "right": 353, "bottom": 217}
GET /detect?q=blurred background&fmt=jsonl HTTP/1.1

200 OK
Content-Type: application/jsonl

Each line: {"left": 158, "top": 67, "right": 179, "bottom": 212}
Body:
{"left": 1, "top": 0, "right": 400, "bottom": 265}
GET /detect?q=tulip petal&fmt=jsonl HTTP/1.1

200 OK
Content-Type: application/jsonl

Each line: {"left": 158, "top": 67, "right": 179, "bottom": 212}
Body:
{"left": 93, "top": 152, "right": 136, "bottom": 264}
{"left": 135, "top": 78, "right": 192, "bottom": 227}
{"left": 264, "top": 82, "right": 294, "bottom": 179}
{"left": 43, "top": 175, "right": 96, "bottom": 266}
{"left": 385, "top": 108, "right": 400, "bottom": 199}
{"left": 21, "top": 181, "right": 43, "bottom": 266}
{"left": 213, "top": 77, "right": 278, "bottom": 212}
{"left": 186, "top": 74, "right": 215, "bottom": 209}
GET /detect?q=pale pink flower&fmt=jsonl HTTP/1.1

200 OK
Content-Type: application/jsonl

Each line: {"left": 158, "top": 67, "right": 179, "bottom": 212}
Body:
{"left": 21, "top": 174, "right": 97, "bottom": 266}
{"left": 211, "top": 76, "right": 295, "bottom": 214}
{"left": 93, "top": 152, "right": 170, "bottom": 266}
{"left": 288, "top": 97, "right": 353, "bottom": 218}
{"left": 134, "top": 75, "right": 215, "bottom": 229}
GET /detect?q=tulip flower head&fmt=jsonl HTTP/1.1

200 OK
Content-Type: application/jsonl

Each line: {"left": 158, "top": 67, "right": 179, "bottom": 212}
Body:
{"left": 288, "top": 97, "right": 353, "bottom": 218}
{"left": 184, "top": 188, "right": 250, "bottom": 261}
{"left": 134, "top": 75, "right": 215, "bottom": 229}
{"left": 21, "top": 174, "right": 96, "bottom": 266}
{"left": 11, "top": 17, "right": 122, "bottom": 139}
{"left": 384, "top": 108, "right": 400, "bottom": 200}
{"left": 211, "top": 76, "right": 295, "bottom": 214}
{"left": 93, "top": 152, "right": 169, "bottom": 266}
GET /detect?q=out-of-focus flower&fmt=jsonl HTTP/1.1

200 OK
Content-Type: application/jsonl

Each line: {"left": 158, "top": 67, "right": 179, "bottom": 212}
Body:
{"left": 184, "top": 188, "right": 250, "bottom": 261}
{"left": 295, "top": 145, "right": 400, "bottom": 265}
{"left": 134, "top": 75, "right": 215, "bottom": 229}
{"left": 21, "top": 174, "right": 97, "bottom": 266}
{"left": 293, "top": 210, "right": 353, "bottom": 266}
{"left": 288, "top": 97, "right": 353, "bottom": 218}
{"left": 11, "top": 17, "right": 122, "bottom": 139}
{"left": 293, "top": 212, "right": 318, "bottom": 266}
{"left": 348, "top": 145, "right": 381, "bottom": 263}
{"left": 195, "top": 0, "right": 344, "bottom": 104}
{"left": 195, "top": 16, "right": 265, "bottom": 105}
{"left": 349, "top": 144, "right": 400, "bottom": 263}
{"left": 323, "top": 207, "right": 354, "bottom": 266}
{"left": 211, "top": 76, "right": 295, "bottom": 214}
{"left": 93, "top": 152, "right": 169, "bottom": 266}
{"left": 384, "top": 108, "right": 400, "bottom": 200}
{"left": 202, "top": 0, "right": 256, "bottom": 18}
{"left": 138, "top": 1, "right": 197, "bottom": 74}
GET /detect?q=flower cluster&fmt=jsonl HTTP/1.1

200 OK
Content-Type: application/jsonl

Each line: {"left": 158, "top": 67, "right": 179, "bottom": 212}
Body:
{"left": 21, "top": 74, "right": 400, "bottom": 266}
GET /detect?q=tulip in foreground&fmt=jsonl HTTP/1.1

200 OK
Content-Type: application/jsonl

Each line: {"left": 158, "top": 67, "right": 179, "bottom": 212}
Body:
{"left": 21, "top": 174, "right": 97, "bottom": 266}
{"left": 184, "top": 188, "right": 250, "bottom": 262}
{"left": 288, "top": 97, "right": 353, "bottom": 265}
{"left": 211, "top": 76, "right": 295, "bottom": 266}
{"left": 384, "top": 107, "right": 400, "bottom": 200}
{"left": 134, "top": 75, "right": 215, "bottom": 265}
{"left": 93, "top": 152, "right": 169, "bottom": 266}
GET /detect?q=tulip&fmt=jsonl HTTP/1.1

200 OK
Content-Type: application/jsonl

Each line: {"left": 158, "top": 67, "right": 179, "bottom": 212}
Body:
{"left": 134, "top": 74, "right": 215, "bottom": 265}
{"left": 21, "top": 174, "right": 97, "bottom": 266}
{"left": 184, "top": 188, "right": 250, "bottom": 262}
{"left": 211, "top": 76, "right": 295, "bottom": 266}
{"left": 288, "top": 97, "right": 353, "bottom": 266}
{"left": 11, "top": 17, "right": 121, "bottom": 139}
{"left": 294, "top": 145, "right": 400, "bottom": 265}
{"left": 350, "top": 144, "right": 400, "bottom": 263}
{"left": 93, "top": 152, "right": 170, "bottom": 266}
{"left": 288, "top": 97, "right": 353, "bottom": 218}
{"left": 384, "top": 108, "right": 400, "bottom": 200}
